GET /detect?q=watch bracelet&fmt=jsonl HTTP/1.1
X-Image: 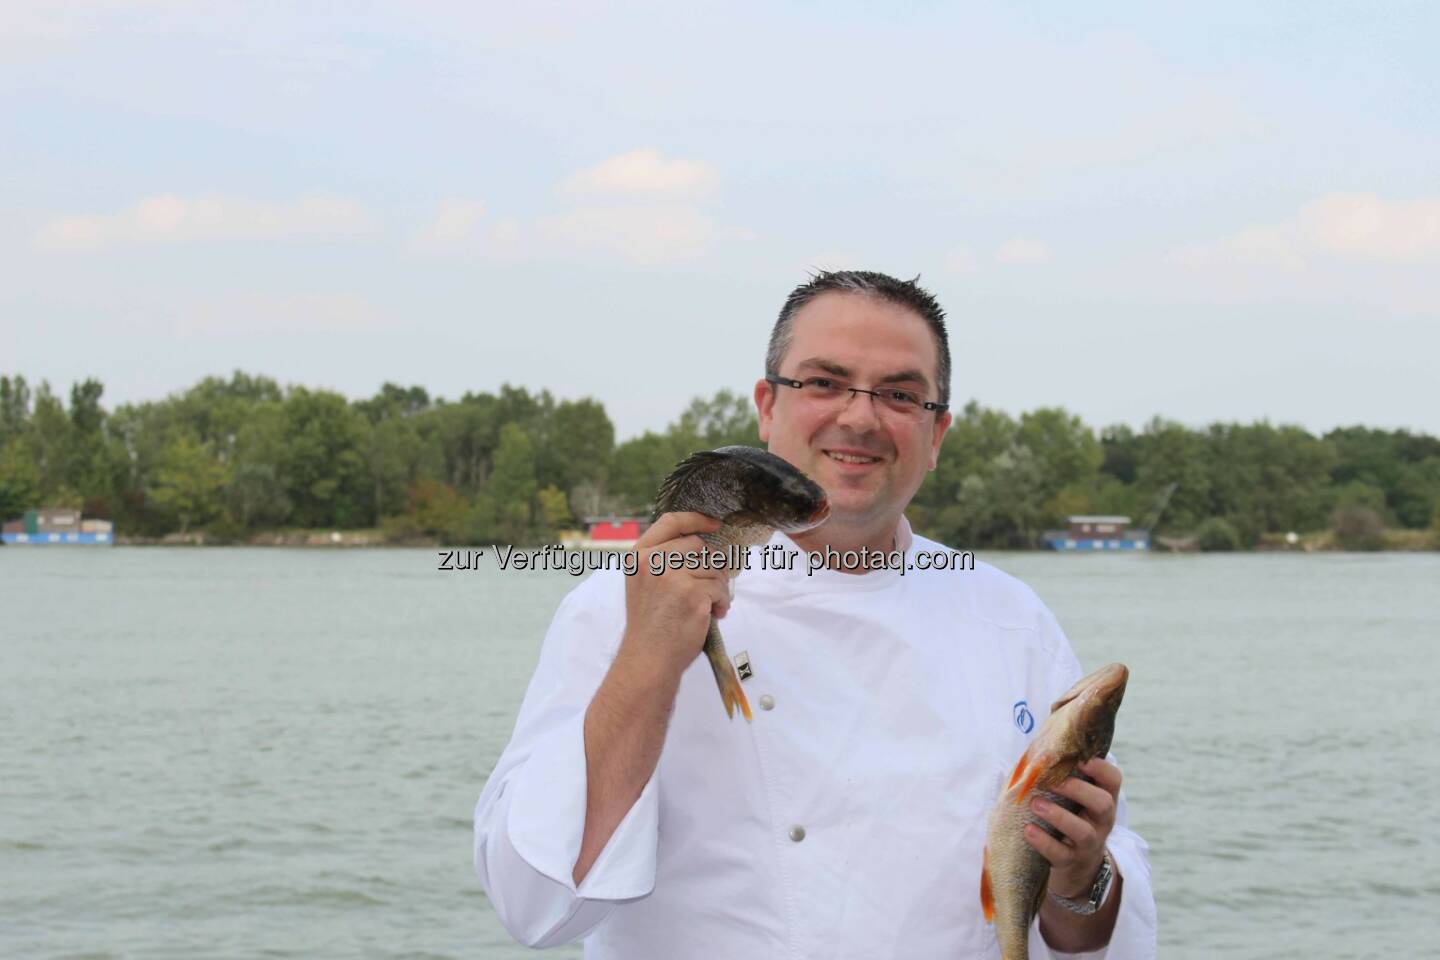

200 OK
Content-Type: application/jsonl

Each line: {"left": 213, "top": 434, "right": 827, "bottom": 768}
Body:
{"left": 1047, "top": 850, "right": 1114, "bottom": 915}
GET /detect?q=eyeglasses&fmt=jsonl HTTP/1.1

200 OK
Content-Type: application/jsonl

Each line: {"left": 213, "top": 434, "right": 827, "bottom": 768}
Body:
{"left": 765, "top": 375, "right": 948, "bottom": 420}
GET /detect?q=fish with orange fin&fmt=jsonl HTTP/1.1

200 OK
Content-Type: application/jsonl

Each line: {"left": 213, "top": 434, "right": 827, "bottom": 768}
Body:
{"left": 980, "top": 662, "right": 1129, "bottom": 959}
{"left": 653, "top": 446, "right": 829, "bottom": 721}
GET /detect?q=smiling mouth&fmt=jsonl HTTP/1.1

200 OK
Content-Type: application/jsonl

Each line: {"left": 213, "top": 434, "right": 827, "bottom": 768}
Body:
{"left": 824, "top": 450, "right": 883, "bottom": 465}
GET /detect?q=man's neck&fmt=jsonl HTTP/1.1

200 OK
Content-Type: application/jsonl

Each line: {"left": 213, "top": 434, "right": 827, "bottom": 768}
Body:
{"left": 789, "top": 515, "right": 900, "bottom": 573}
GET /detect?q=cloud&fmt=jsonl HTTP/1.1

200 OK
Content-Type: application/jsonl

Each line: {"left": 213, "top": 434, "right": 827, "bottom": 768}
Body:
{"left": 409, "top": 151, "right": 731, "bottom": 266}
{"left": 34, "top": 193, "right": 380, "bottom": 252}
{"left": 409, "top": 198, "right": 487, "bottom": 254}
{"left": 537, "top": 204, "right": 717, "bottom": 265}
{"left": 1175, "top": 193, "right": 1440, "bottom": 270}
{"left": 559, "top": 148, "right": 719, "bottom": 200}
{"left": 995, "top": 239, "right": 1051, "bottom": 264}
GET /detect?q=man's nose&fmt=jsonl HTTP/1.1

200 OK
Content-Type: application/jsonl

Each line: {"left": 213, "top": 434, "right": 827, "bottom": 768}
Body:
{"left": 834, "top": 389, "right": 882, "bottom": 432}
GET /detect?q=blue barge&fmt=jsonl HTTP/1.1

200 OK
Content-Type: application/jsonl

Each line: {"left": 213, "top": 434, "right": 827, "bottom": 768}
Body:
{"left": 1, "top": 508, "right": 114, "bottom": 546}
{"left": 1041, "top": 515, "right": 1149, "bottom": 552}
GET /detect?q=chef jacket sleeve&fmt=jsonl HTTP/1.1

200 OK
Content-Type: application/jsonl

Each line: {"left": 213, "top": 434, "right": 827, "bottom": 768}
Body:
{"left": 1031, "top": 606, "right": 1159, "bottom": 960}
{"left": 473, "top": 572, "right": 660, "bottom": 948}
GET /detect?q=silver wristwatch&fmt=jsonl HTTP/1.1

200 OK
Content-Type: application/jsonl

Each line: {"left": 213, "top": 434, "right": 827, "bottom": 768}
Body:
{"left": 1048, "top": 850, "right": 1114, "bottom": 915}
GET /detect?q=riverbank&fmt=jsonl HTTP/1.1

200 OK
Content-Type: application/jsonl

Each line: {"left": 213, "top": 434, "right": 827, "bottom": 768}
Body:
{"left": 93, "top": 526, "right": 1440, "bottom": 551}
{"left": 114, "top": 528, "right": 392, "bottom": 547}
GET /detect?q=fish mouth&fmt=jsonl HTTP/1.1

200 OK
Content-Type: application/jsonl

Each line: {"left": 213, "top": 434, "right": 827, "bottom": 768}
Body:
{"left": 1080, "top": 663, "right": 1129, "bottom": 716}
{"left": 1092, "top": 663, "right": 1129, "bottom": 699}
{"left": 780, "top": 497, "right": 830, "bottom": 533}
{"left": 1051, "top": 662, "right": 1128, "bottom": 714}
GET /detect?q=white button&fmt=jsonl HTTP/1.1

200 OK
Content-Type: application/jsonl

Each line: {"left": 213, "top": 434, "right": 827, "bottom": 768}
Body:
{"left": 789, "top": 825, "right": 806, "bottom": 842}
{"left": 759, "top": 695, "right": 775, "bottom": 711}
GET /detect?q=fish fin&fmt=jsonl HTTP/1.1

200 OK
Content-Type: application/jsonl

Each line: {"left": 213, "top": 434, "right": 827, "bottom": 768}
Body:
{"left": 1013, "top": 754, "right": 1049, "bottom": 803}
{"left": 652, "top": 450, "right": 731, "bottom": 518}
{"left": 980, "top": 846, "right": 995, "bottom": 923}
{"left": 1007, "top": 750, "right": 1030, "bottom": 789}
{"left": 703, "top": 620, "right": 753, "bottom": 723}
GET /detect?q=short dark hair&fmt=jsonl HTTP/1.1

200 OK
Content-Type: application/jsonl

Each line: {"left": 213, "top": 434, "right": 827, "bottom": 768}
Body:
{"left": 766, "top": 269, "right": 951, "bottom": 406}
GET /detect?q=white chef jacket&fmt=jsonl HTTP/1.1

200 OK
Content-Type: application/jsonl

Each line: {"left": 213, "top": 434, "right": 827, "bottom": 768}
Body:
{"left": 474, "top": 517, "right": 1157, "bottom": 958}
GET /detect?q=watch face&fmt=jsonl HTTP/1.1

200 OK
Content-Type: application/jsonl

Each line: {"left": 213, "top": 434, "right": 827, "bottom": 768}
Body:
{"left": 1089, "top": 857, "right": 1113, "bottom": 908}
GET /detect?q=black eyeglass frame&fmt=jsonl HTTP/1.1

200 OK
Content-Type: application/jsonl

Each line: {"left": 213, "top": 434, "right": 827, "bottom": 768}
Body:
{"left": 764, "top": 375, "right": 949, "bottom": 414}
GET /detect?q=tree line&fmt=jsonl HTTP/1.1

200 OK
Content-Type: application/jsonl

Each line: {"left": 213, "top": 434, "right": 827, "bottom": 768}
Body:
{"left": 1, "top": 372, "right": 1437, "bottom": 549}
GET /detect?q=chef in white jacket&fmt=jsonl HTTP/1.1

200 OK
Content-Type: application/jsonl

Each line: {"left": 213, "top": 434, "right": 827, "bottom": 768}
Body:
{"left": 475, "top": 270, "right": 1158, "bottom": 958}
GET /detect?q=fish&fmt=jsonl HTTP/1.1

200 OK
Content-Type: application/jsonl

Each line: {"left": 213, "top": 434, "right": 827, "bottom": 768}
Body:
{"left": 980, "top": 662, "right": 1129, "bottom": 960}
{"left": 653, "top": 446, "right": 829, "bottom": 721}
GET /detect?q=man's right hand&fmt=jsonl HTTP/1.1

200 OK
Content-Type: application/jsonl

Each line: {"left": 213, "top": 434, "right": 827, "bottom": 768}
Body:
{"left": 619, "top": 511, "right": 731, "bottom": 680}
{"left": 574, "top": 512, "right": 731, "bottom": 885}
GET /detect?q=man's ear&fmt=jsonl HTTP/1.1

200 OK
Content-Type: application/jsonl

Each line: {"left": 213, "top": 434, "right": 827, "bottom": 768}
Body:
{"left": 928, "top": 410, "right": 951, "bottom": 470}
{"left": 753, "top": 378, "right": 776, "bottom": 443}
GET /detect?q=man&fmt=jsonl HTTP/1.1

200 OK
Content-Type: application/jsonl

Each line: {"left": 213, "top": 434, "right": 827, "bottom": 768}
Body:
{"left": 474, "top": 270, "right": 1157, "bottom": 957}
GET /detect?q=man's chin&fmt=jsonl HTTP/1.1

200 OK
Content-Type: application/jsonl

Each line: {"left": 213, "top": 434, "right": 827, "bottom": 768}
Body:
{"left": 813, "top": 489, "right": 884, "bottom": 525}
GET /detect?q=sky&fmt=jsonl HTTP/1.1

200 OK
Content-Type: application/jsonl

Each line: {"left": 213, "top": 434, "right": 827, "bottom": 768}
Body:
{"left": 3, "top": 1, "right": 1438, "bottom": 440}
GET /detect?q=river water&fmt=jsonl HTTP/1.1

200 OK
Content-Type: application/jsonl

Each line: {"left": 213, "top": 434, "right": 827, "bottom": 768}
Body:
{"left": 2, "top": 547, "right": 1436, "bottom": 959}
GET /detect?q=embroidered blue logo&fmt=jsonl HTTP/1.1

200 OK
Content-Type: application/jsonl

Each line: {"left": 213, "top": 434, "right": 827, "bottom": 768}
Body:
{"left": 1013, "top": 700, "right": 1035, "bottom": 734}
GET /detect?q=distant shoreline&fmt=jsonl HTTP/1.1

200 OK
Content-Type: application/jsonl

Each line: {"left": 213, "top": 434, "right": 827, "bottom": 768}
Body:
{"left": 52, "top": 527, "right": 1432, "bottom": 553}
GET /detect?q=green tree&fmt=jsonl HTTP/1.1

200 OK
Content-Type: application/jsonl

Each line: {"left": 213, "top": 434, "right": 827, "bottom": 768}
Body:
{"left": 0, "top": 436, "right": 41, "bottom": 520}
{"left": 427, "top": 396, "right": 501, "bottom": 492}
{"left": 356, "top": 382, "right": 432, "bottom": 423}
{"left": 536, "top": 484, "right": 571, "bottom": 535}
{"left": 673, "top": 389, "right": 761, "bottom": 451}
{"left": 0, "top": 375, "right": 32, "bottom": 445}
{"left": 365, "top": 417, "right": 426, "bottom": 519}
{"left": 277, "top": 388, "right": 370, "bottom": 527}
{"left": 489, "top": 423, "right": 539, "bottom": 543}
{"left": 610, "top": 432, "right": 681, "bottom": 511}
{"left": 1332, "top": 504, "right": 1385, "bottom": 551}
{"left": 1016, "top": 407, "right": 1102, "bottom": 525}
{"left": 227, "top": 462, "right": 291, "bottom": 529}
{"left": 149, "top": 435, "right": 229, "bottom": 533}
{"left": 29, "top": 383, "right": 72, "bottom": 498}
{"left": 538, "top": 398, "right": 615, "bottom": 495}
{"left": 1132, "top": 418, "right": 1211, "bottom": 535}
{"left": 403, "top": 477, "right": 471, "bottom": 541}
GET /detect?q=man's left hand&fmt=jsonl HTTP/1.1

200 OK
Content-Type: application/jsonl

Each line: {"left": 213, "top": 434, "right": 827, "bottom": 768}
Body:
{"left": 1023, "top": 757, "right": 1120, "bottom": 897}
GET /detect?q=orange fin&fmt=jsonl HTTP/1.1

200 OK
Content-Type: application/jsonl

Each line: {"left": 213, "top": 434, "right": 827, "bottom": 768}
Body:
{"left": 1013, "top": 754, "right": 1048, "bottom": 803}
{"left": 703, "top": 620, "right": 753, "bottom": 724}
{"left": 1007, "top": 750, "right": 1030, "bottom": 789}
{"left": 980, "top": 846, "right": 995, "bottom": 922}
{"left": 725, "top": 674, "right": 754, "bottom": 723}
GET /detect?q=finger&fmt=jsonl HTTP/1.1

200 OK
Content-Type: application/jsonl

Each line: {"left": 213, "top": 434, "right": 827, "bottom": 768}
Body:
{"left": 1022, "top": 822, "right": 1077, "bottom": 869}
{"left": 646, "top": 536, "right": 732, "bottom": 580}
{"left": 1030, "top": 796, "right": 1097, "bottom": 850}
{"left": 640, "top": 535, "right": 701, "bottom": 572}
{"left": 701, "top": 577, "right": 730, "bottom": 611}
{"left": 660, "top": 535, "right": 744, "bottom": 580}
{"left": 1051, "top": 777, "right": 1116, "bottom": 822}
{"left": 1078, "top": 757, "right": 1122, "bottom": 795}
{"left": 636, "top": 512, "right": 720, "bottom": 548}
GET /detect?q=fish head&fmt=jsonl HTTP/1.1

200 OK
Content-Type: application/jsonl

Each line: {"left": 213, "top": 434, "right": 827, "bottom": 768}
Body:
{"left": 713, "top": 446, "right": 830, "bottom": 533}
{"left": 1051, "top": 662, "right": 1128, "bottom": 763}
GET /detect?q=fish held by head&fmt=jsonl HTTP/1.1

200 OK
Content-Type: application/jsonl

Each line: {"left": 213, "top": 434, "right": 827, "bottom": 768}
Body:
{"left": 652, "top": 446, "right": 828, "bottom": 721}
{"left": 980, "top": 662, "right": 1128, "bottom": 960}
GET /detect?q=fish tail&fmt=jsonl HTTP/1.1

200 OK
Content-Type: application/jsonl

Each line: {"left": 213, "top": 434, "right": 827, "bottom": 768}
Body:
{"left": 703, "top": 620, "right": 753, "bottom": 723}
